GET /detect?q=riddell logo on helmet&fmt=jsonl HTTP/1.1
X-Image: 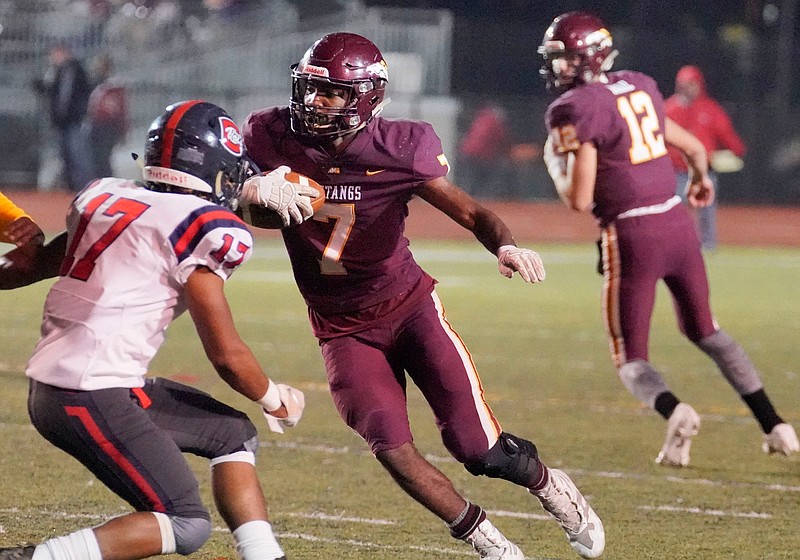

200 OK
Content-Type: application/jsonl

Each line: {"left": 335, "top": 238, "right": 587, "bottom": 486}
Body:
{"left": 146, "top": 167, "right": 187, "bottom": 185}
{"left": 219, "top": 117, "right": 243, "bottom": 156}
{"left": 301, "top": 64, "right": 329, "bottom": 78}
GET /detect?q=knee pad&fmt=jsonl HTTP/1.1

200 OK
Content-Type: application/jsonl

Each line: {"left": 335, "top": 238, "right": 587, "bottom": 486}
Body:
{"left": 153, "top": 512, "right": 211, "bottom": 555}
{"left": 210, "top": 435, "right": 259, "bottom": 467}
{"left": 464, "top": 432, "right": 540, "bottom": 487}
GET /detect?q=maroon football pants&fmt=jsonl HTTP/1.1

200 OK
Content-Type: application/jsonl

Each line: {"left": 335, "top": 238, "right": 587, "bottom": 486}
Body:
{"left": 320, "top": 290, "right": 502, "bottom": 462}
{"left": 600, "top": 203, "right": 717, "bottom": 367}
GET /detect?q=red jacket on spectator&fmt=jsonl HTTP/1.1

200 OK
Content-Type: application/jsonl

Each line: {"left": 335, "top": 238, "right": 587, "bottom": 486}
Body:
{"left": 459, "top": 104, "right": 512, "bottom": 161}
{"left": 664, "top": 65, "right": 745, "bottom": 172}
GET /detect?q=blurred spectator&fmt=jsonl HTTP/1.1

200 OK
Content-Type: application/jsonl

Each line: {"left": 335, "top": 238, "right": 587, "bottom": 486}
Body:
{"left": 457, "top": 103, "right": 513, "bottom": 197}
{"left": 458, "top": 102, "right": 541, "bottom": 199}
{"left": 85, "top": 54, "right": 129, "bottom": 178}
{"left": 33, "top": 43, "right": 95, "bottom": 192}
{"left": 665, "top": 65, "right": 746, "bottom": 251}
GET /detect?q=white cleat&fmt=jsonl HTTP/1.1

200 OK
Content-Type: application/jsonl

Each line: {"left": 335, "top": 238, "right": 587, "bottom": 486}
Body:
{"left": 656, "top": 403, "right": 701, "bottom": 468}
{"left": 762, "top": 423, "right": 800, "bottom": 456}
{"left": 532, "top": 468, "right": 605, "bottom": 558}
{"left": 462, "top": 519, "right": 525, "bottom": 560}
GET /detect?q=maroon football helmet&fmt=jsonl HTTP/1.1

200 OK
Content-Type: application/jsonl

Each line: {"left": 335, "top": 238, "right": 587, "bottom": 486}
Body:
{"left": 538, "top": 12, "right": 617, "bottom": 92}
{"left": 290, "top": 32, "right": 389, "bottom": 138}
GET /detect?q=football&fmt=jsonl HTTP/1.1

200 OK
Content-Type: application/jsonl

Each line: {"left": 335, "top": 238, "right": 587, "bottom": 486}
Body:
{"left": 239, "top": 171, "right": 326, "bottom": 229}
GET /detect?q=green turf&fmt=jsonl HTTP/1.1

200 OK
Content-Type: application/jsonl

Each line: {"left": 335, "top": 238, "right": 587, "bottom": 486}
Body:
{"left": 0, "top": 239, "right": 798, "bottom": 559}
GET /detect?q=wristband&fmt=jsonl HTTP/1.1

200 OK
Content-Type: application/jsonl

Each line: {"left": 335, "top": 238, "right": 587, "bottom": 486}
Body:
{"left": 257, "top": 382, "right": 282, "bottom": 412}
{"left": 496, "top": 245, "right": 516, "bottom": 257}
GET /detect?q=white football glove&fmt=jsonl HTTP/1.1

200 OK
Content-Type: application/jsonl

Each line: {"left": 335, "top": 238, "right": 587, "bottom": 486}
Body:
{"left": 261, "top": 384, "right": 305, "bottom": 434}
{"left": 239, "top": 165, "right": 317, "bottom": 227}
{"left": 543, "top": 135, "right": 567, "bottom": 182}
{"left": 497, "top": 245, "right": 546, "bottom": 283}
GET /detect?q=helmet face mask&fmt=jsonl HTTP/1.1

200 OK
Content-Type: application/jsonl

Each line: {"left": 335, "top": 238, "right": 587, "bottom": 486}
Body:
{"left": 538, "top": 12, "right": 616, "bottom": 92}
{"left": 290, "top": 32, "right": 388, "bottom": 139}
{"left": 143, "top": 100, "right": 248, "bottom": 209}
{"left": 291, "top": 74, "right": 360, "bottom": 136}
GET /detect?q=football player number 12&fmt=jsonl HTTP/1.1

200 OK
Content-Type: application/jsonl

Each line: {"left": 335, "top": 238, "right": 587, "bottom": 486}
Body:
{"left": 552, "top": 90, "right": 666, "bottom": 166}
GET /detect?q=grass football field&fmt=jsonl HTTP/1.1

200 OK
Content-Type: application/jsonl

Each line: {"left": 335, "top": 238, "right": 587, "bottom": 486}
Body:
{"left": 0, "top": 239, "right": 798, "bottom": 559}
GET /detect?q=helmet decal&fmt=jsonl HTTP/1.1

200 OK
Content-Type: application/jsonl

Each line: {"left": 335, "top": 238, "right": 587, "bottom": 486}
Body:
{"left": 367, "top": 60, "right": 388, "bottom": 81}
{"left": 585, "top": 28, "right": 612, "bottom": 49}
{"left": 300, "top": 63, "right": 330, "bottom": 77}
{"left": 219, "top": 116, "right": 244, "bottom": 156}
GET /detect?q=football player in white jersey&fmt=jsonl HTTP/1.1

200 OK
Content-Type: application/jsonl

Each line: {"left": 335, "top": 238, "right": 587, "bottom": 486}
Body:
{"left": 0, "top": 100, "right": 306, "bottom": 560}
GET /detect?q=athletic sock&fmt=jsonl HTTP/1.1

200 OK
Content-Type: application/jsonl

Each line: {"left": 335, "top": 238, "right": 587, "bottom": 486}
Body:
{"left": 527, "top": 461, "right": 549, "bottom": 493}
{"left": 447, "top": 501, "right": 486, "bottom": 540}
{"left": 32, "top": 528, "right": 102, "bottom": 560}
{"left": 742, "top": 389, "right": 784, "bottom": 433}
{"left": 654, "top": 391, "right": 681, "bottom": 420}
{"left": 232, "top": 520, "right": 284, "bottom": 560}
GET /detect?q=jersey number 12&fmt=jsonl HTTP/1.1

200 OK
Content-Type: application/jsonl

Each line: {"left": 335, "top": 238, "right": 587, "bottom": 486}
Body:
{"left": 616, "top": 91, "right": 667, "bottom": 165}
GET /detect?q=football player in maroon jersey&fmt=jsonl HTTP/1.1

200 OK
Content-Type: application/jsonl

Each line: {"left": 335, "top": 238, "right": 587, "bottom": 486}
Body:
{"left": 540, "top": 12, "right": 798, "bottom": 467}
{"left": 242, "top": 32, "right": 604, "bottom": 559}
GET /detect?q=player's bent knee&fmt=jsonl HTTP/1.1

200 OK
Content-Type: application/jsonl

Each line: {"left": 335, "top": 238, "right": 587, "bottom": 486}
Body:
{"left": 153, "top": 512, "right": 212, "bottom": 555}
{"left": 464, "top": 432, "right": 540, "bottom": 487}
{"left": 172, "top": 515, "right": 212, "bottom": 555}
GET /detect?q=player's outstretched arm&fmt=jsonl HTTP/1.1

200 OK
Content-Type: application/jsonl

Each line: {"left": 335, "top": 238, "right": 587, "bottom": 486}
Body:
{"left": 184, "top": 267, "right": 305, "bottom": 433}
{"left": 416, "top": 177, "right": 545, "bottom": 283}
{"left": 0, "top": 231, "right": 67, "bottom": 290}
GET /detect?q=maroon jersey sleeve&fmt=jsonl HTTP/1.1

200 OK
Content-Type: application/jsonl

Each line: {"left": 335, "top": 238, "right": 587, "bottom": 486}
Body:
{"left": 242, "top": 110, "right": 444, "bottom": 315}
{"left": 545, "top": 71, "right": 677, "bottom": 224}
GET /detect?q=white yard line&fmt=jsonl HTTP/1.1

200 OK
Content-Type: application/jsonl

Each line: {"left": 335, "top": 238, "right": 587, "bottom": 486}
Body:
{"left": 273, "top": 532, "right": 473, "bottom": 556}
{"left": 637, "top": 505, "right": 772, "bottom": 519}
{"left": 263, "top": 440, "right": 800, "bottom": 494}
{"left": 284, "top": 511, "right": 396, "bottom": 525}
{"left": 0, "top": 423, "right": 794, "bottom": 495}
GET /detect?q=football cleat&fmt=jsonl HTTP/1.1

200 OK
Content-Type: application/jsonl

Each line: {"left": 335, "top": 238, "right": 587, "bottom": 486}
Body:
{"left": 656, "top": 402, "right": 701, "bottom": 468}
{"left": 462, "top": 519, "right": 525, "bottom": 560}
{"left": 0, "top": 546, "right": 35, "bottom": 560}
{"left": 531, "top": 469, "right": 605, "bottom": 558}
{"left": 762, "top": 423, "right": 800, "bottom": 455}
